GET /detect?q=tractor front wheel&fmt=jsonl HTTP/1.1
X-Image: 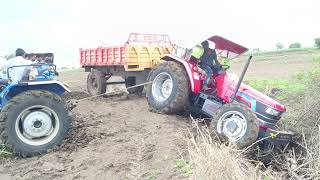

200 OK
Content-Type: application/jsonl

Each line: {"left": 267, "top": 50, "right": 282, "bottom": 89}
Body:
{"left": 146, "top": 61, "right": 189, "bottom": 114}
{"left": 212, "top": 103, "right": 259, "bottom": 149}
{"left": 0, "top": 90, "right": 71, "bottom": 157}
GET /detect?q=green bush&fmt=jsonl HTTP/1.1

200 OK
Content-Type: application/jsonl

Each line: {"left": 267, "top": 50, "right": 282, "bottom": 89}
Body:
{"left": 315, "top": 38, "right": 320, "bottom": 48}
{"left": 289, "top": 42, "right": 301, "bottom": 49}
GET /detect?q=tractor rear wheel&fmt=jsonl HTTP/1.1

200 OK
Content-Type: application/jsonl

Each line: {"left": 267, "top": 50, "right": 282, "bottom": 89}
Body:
{"left": 0, "top": 90, "right": 71, "bottom": 157}
{"left": 211, "top": 102, "right": 259, "bottom": 149}
{"left": 87, "top": 70, "right": 106, "bottom": 95}
{"left": 146, "top": 61, "right": 189, "bottom": 114}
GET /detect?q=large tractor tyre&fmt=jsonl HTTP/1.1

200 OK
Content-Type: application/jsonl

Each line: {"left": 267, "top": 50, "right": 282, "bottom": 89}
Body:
{"left": 146, "top": 61, "right": 189, "bottom": 114}
{"left": 87, "top": 70, "right": 106, "bottom": 96}
{"left": 125, "top": 77, "right": 144, "bottom": 95}
{"left": 0, "top": 90, "right": 71, "bottom": 157}
{"left": 211, "top": 103, "right": 259, "bottom": 149}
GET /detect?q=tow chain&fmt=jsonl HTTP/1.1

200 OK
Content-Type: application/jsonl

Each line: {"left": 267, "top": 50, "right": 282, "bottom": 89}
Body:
{"left": 67, "top": 81, "right": 153, "bottom": 109}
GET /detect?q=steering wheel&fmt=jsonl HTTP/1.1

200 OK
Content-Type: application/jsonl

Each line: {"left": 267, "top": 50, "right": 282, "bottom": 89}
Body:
{"left": 36, "top": 65, "right": 56, "bottom": 79}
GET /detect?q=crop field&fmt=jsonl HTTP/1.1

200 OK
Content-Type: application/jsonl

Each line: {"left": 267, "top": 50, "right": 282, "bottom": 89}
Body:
{"left": 0, "top": 49, "right": 320, "bottom": 180}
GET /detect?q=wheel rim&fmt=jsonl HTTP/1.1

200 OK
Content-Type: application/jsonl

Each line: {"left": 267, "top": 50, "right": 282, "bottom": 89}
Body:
{"left": 151, "top": 72, "right": 173, "bottom": 102}
{"left": 15, "top": 105, "right": 60, "bottom": 146}
{"left": 216, "top": 111, "right": 247, "bottom": 142}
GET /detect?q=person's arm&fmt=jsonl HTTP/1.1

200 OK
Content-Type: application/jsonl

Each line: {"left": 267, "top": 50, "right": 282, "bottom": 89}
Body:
{"left": 212, "top": 50, "right": 220, "bottom": 65}
{"left": 199, "top": 53, "right": 205, "bottom": 66}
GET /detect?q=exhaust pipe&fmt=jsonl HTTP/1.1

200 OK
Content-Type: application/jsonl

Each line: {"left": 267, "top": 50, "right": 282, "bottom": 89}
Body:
{"left": 231, "top": 55, "right": 253, "bottom": 102}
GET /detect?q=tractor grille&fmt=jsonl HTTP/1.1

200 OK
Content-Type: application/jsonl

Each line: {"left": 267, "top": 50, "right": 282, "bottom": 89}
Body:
{"left": 255, "top": 101, "right": 283, "bottom": 124}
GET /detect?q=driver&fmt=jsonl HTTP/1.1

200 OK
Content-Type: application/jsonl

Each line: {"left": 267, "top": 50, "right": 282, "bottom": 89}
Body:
{"left": 0, "top": 48, "right": 32, "bottom": 82}
{"left": 200, "top": 40, "right": 221, "bottom": 90}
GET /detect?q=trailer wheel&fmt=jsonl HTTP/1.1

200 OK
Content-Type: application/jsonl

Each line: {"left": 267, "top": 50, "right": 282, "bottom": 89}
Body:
{"left": 146, "top": 61, "right": 189, "bottom": 114}
{"left": 212, "top": 102, "right": 259, "bottom": 149}
{"left": 125, "top": 77, "right": 144, "bottom": 95}
{"left": 87, "top": 70, "right": 106, "bottom": 95}
{"left": 0, "top": 90, "right": 71, "bottom": 157}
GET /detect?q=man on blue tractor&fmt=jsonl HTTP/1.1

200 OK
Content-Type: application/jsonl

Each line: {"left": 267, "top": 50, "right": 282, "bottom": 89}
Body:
{"left": 0, "top": 49, "right": 71, "bottom": 157}
{"left": 0, "top": 48, "right": 31, "bottom": 83}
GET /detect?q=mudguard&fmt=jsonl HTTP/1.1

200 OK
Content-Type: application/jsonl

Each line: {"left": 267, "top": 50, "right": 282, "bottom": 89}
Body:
{"left": 0, "top": 80, "right": 71, "bottom": 107}
{"left": 161, "top": 55, "right": 201, "bottom": 93}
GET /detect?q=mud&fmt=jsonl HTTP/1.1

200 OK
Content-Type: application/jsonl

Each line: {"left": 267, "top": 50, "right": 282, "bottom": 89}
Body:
{"left": 0, "top": 52, "right": 315, "bottom": 180}
{"left": 0, "top": 92, "right": 191, "bottom": 180}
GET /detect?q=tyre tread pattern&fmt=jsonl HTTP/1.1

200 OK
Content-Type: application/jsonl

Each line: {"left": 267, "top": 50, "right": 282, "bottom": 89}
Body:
{"left": 0, "top": 90, "right": 71, "bottom": 157}
{"left": 147, "top": 61, "right": 189, "bottom": 114}
{"left": 212, "top": 102, "right": 259, "bottom": 149}
{"left": 87, "top": 69, "right": 107, "bottom": 95}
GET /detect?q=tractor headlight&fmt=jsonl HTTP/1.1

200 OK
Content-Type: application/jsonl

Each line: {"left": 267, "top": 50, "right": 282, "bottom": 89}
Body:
{"left": 265, "top": 107, "right": 280, "bottom": 116}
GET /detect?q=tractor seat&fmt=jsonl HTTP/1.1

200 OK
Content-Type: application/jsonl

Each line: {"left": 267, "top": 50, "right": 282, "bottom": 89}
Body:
{"left": 0, "top": 79, "right": 9, "bottom": 92}
{"left": 0, "top": 79, "right": 9, "bottom": 86}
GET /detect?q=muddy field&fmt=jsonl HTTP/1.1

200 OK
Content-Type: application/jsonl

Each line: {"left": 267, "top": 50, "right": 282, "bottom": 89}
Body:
{"left": 0, "top": 51, "right": 318, "bottom": 180}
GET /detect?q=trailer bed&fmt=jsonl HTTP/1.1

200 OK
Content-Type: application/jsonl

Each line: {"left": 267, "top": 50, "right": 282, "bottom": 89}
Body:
{"left": 80, "top": 33, "right": 173, "bottom": 71}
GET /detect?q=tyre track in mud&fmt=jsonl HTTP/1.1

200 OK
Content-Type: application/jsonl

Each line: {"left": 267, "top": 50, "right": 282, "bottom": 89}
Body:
{"left": 0, "top": 92, "right": 191, "bottom": 180}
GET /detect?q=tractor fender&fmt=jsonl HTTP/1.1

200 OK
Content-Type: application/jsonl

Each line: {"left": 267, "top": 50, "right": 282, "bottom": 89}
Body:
{"left": 160, "top": 55, "right": 201, "bottom": 93}
{"left": 25, "top": 80, "right": 71, "bottom": 94}
{"left": 1, "top": 80, "right": 71, "bottom": 105}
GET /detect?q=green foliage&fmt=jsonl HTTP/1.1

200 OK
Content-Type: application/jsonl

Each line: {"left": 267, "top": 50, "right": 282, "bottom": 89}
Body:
{"left": 289, "top": 42, "right": 301, "bottom": 49}
{"left": 247, "top": 56, "right": 320, "bottom": 100}
{"left": 276, "top": 43, "right": 284, "bottom": 50}
{"left": 247, "top": 79, "right": 305, "bottom": 100}
{"left": 175, "top": 159, "right": 193, "bottom": 176}
{"left": 0, "top": 145, "right": 12, "bottom": 158}
{"left": 147, "top": 169, "right": 160, "bottom": 180}
{"left": 296, "top": 56, "right": 320, "bottom": 82}
{"left": 315, "top": 38, "right": 320, "bottom": 48}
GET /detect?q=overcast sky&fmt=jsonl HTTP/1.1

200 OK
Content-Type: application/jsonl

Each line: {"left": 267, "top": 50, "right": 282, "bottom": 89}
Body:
{"left": 0, "top": 0, "right": 319, "bottom": 66}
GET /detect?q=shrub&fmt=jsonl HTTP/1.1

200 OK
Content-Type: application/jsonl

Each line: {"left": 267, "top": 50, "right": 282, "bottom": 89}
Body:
{"left": 315, "top": 38, "right": 320, "bottom": 48}
{"left": 289, "top": 42, "right": 301, "bottom": 49}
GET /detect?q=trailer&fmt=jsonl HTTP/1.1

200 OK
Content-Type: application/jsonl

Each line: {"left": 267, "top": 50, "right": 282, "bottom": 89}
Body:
{"left": 80, "top": 33, "right": 173, "bottom": 95}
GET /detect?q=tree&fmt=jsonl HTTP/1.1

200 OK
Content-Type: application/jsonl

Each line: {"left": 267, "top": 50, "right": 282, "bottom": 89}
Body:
{"left": 276, "top": 43, "right": 284, "bottom": 50}
{"left": 315, "top": 38, "right": 320, "bottom": 48}
{"left": 289, "top": 42, "right": 301, "bottom": 49}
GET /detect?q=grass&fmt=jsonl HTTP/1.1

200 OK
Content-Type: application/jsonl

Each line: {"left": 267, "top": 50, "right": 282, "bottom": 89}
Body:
{"left": 246, "top": 79, "right": 305, "bottom": 99}
{"left": 186, "top": 119, "right": 276, "bottom": 180}
{"left": 245, "top": 47, "right": 320, "bottom": 56}
{"left": 185, "top": 55, "right": 320, "bottom": 179}
{"left": 247, "top": 56, "right": 320, "bottom": 178}
{"left": 175, "top": 159, "right": 193, "bottom": 177}
{"left": 240, "top": 48, "right": 320, "bottom": 63}
{"left": 246, "top": 56, "right": 320, "bottom": 100}
{"left": 0, "top": 145, "right": 12, "bottom": 158}
{"left": 146, "top": 169, "right": 161, "bottom": 180}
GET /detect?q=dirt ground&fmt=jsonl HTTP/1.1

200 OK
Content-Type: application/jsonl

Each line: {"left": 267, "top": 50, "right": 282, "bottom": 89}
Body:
{"left": 0, "top": 50, "right": 317, "bottom": 180}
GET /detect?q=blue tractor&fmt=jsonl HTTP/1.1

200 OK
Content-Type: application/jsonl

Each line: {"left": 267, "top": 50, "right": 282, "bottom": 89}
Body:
{"left": 0, "top": 63, "right": 71, "bottom": 157}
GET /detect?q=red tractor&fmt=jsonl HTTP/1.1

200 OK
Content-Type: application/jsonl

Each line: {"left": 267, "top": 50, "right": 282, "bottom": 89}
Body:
{"left": 146, "top": 35, "right": 293, "bottom": 149}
